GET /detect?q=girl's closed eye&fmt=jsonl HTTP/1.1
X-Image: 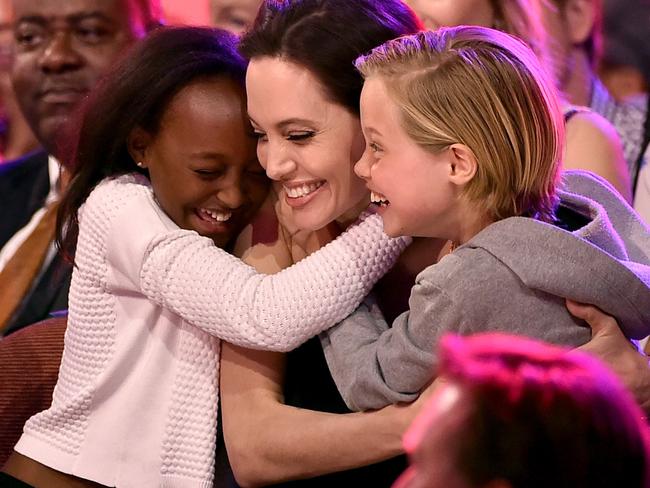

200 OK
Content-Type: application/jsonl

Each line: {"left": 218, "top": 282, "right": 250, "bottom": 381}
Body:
{"left": 368, "top": 141, "right": 383, "bottom": 154}
{"left": 252, "top": 130, "right": 268, "bottom": 142}
{"left": 194, "top": 166, "right": 226, "bottom": 178}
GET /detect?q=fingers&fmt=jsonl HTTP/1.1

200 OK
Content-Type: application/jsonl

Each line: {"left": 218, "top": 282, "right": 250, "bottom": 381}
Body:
{"left": 566, "top": 299, "right": 622, "bottom": 338}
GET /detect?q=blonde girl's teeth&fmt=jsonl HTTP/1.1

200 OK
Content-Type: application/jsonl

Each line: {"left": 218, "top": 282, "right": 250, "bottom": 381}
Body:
{"left": 371, "top": 191, "right": 389, "bottom": 204}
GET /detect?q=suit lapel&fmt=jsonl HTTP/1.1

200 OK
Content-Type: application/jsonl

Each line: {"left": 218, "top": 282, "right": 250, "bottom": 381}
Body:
{"left": 0, "top": 150, "right": 49, "bottom": 248}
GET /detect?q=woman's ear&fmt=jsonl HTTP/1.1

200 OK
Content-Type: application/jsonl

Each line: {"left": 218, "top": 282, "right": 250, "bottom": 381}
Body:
{"left": 447, "top": 143, "right": 477, "bottom": 187}
{"left": 127, "top": 127, "right": 153, "bottom": 168}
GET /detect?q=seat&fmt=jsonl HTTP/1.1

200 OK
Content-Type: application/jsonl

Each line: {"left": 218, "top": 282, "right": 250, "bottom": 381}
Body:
{"left": 0, "top": 316, "right": 66, "bottom": 467}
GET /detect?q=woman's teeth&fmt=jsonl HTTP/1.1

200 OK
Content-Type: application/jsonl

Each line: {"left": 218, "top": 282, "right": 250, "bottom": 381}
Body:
{"left": 200, "top": 208, "right": 232, "bottom": 222}
{"left": 284, "top": 181, "right": 324, "bottom": 198}
{"left": 371, "top": 191, "right": 389, "bottom": 206}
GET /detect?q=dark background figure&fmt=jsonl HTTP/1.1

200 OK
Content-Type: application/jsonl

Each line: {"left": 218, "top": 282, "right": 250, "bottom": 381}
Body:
{"left": 600, "top": 0, "right": 650, "bottom": 101}
{"left": 397, "top": 333, "right": 650, "bottom": 488}
{"left": 0, "top": 0, "right": 39, "bottom": 164}
{"left": 542, "top": 0, "right": 649, "bottom": 223}
{"left": 599, "top": 0, "right": 650, "bottom": 226}
{"left": 0, "top": 0, "right": 162, "bottom": 336}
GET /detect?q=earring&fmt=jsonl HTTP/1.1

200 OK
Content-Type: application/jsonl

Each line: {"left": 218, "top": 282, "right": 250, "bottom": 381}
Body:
{"left": 136, "top": 161, "right": 145, "bottom": 168}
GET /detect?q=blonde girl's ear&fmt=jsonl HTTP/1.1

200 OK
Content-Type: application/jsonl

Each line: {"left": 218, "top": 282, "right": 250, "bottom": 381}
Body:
{"left": 127, "top": 127, "right": 153, "bottom": 169}
{"left": 447, "top": 143, "right": 478, "bottom": 187}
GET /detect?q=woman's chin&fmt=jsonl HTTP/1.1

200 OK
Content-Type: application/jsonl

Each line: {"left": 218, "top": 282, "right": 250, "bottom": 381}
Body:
{"left": 290, "top": 207, "right": 340, "bottom": 233}
{"left": 295, "top": 217, "right": 336, "bottom": 233}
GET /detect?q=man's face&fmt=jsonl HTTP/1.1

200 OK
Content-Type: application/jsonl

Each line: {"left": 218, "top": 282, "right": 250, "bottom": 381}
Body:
{"left": 11, "top": 0, "right": 144, "bottom": 154}
{"left": 394, "top": 383, "right": 474, "bottom": 488}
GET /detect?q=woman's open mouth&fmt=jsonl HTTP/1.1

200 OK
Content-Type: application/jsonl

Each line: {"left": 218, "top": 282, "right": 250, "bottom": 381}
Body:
{"left": 283, "top": 180, "right": 326, "bottom": 208}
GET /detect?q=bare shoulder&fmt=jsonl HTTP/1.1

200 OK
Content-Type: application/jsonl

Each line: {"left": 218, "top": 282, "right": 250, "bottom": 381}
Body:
{"left": 564, "top": 110, "right": 632, "bottom": 202}
{"left": 565, "top": 109, "right": 622, "bottom": 153}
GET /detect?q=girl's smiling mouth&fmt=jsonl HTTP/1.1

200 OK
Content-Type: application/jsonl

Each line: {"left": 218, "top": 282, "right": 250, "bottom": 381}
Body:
{"left": 197, "top": 207, "right": 233, "bottom": 222}
{"left": 370, "top": 190, "right": 390, "bottom": 207}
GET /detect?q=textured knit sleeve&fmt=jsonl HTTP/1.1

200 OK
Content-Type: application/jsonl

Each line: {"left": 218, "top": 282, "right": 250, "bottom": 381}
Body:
{"left": 101, "top": 179, "right": 409, "bottom": 352}
{"left": 320, "top": 272, "right": 462, "bottom": 411}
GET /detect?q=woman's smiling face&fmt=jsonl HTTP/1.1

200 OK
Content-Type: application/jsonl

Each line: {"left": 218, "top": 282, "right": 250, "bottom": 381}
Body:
{"left": 246, "top": 57, "right": 369, "bottom": 232}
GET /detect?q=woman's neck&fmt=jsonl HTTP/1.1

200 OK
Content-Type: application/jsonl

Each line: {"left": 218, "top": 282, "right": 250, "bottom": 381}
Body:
{"left": 287, "top": 194, "right": 371, "bottom": 263}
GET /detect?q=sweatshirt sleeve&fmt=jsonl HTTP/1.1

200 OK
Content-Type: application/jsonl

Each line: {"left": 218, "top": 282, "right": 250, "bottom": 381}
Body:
{"left": 320, "top": 275, "right": 461, "bottom": 411}
{"left": 101, "top": 180, "right": 409, "bottom": 352}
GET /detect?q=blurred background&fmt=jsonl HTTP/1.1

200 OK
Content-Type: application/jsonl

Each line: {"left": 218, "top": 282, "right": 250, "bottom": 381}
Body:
{"left": 162, "top": 0, "right": 211, "bottom": 25}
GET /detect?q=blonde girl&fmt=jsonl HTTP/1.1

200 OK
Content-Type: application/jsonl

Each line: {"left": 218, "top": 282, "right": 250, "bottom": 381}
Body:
{"left": 321, "top": 25, "right": 650, "bottom": 411}
{"left": 403, "top": 0, "right": 632, "bottom": 201}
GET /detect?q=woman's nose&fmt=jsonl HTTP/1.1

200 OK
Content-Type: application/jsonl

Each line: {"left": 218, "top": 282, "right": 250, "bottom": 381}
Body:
{"left": 264, "top": 140, "right": 297, "bottom": 181}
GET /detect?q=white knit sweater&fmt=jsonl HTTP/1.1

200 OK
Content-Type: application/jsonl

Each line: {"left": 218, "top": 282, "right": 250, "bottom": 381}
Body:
{"left": 15, "top": 174, "right": 408, "bottom": 488}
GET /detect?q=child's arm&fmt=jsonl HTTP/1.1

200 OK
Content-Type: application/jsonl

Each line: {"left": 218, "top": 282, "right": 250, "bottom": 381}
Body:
{"left": 320, "top": 278, "right": 461, "bottom": 411}
{"left": 102, "top": 182, "right": 409, "bottom": 352}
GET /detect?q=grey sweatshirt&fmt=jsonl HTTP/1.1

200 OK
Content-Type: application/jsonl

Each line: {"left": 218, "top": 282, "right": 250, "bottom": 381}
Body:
{"left": 321, "top": 171, "right": 650, "bottom": 411}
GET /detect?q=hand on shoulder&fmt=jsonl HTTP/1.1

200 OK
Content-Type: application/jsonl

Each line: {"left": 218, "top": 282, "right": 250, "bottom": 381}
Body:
{"left": 569, "top": 299, "right": 650, "bottom": 414}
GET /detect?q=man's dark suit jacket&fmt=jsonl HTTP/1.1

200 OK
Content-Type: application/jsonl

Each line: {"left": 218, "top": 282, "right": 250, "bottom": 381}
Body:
{"left": 0, "top": 150, "right": 71, "bottom": 335}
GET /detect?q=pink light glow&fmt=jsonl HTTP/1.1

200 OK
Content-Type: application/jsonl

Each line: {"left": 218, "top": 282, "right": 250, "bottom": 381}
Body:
{"left": 162, "top": 0, "right": 211, "bottom": 25}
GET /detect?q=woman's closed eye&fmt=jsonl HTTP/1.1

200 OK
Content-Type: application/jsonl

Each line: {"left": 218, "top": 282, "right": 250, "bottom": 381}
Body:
{"left": 286, "top": 131, "right": 315, "bottom": 142}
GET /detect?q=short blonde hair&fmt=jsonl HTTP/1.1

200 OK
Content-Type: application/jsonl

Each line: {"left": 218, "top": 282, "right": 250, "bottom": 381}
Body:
{"left": 356, "top": 26, "right": 564, "bottom": 223}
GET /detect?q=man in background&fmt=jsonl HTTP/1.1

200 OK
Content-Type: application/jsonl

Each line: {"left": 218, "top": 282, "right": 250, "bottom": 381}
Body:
{"left": 0, "top": 0, "right": 163, "bottom": 335}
